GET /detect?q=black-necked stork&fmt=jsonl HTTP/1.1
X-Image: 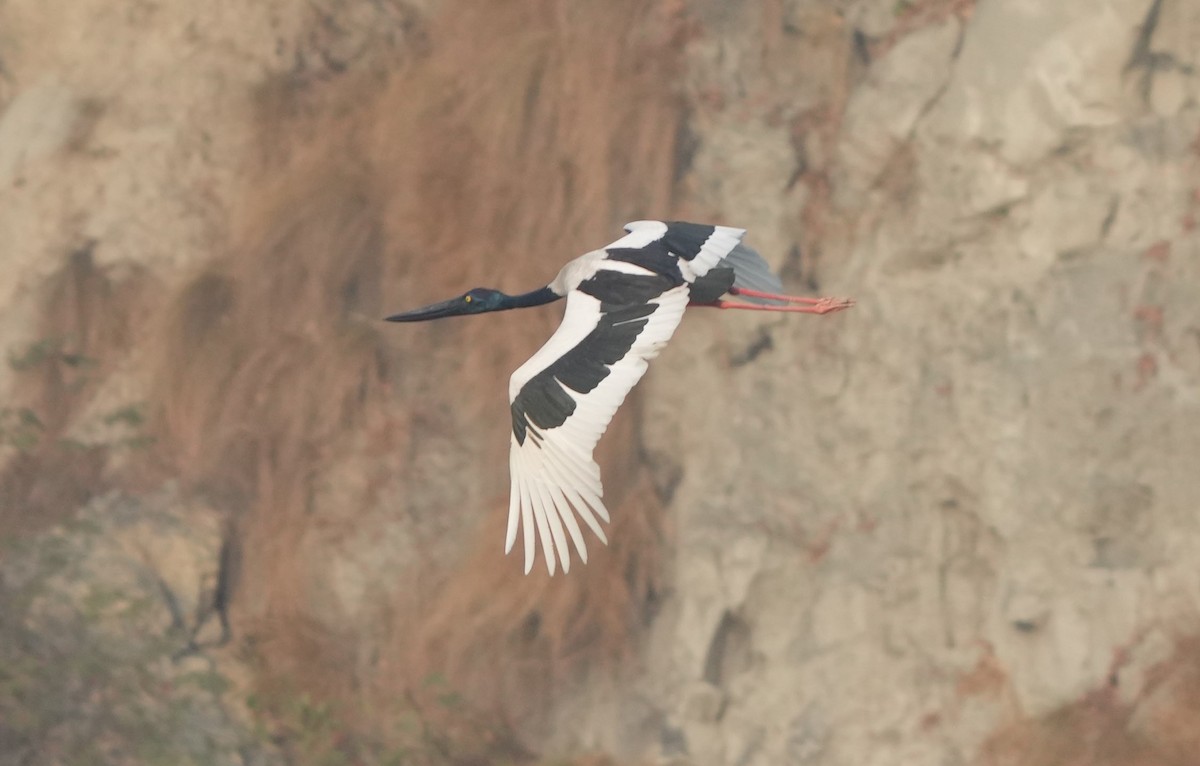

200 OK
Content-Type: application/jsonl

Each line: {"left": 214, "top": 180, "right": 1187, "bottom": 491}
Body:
{"left": 387, "top": 220, "right": 853, "bottom": 575}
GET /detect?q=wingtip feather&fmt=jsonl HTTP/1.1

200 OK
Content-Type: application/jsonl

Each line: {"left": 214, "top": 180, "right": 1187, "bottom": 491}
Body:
{"left": 505, "top": 458, "right": 520, "bottom": 554}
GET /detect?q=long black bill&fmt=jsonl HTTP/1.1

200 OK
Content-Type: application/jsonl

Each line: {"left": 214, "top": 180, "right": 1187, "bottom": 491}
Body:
{"left": 384, "top": 297, "right": 468, "bottom": 322}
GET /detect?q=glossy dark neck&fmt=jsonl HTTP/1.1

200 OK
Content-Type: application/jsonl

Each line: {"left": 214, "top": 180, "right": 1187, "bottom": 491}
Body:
{"left": 501, "top": 286, "right": 560, "bottom": 309}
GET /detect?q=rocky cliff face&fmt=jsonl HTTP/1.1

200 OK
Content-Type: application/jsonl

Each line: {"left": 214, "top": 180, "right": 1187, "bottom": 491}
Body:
{"left": 1, "top": 1, "right": 1198, "bottom": 764}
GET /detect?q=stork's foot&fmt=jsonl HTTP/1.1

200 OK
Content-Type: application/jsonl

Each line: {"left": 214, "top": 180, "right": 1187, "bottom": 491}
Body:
{"left": 801, "top": 296, "right": 856, "bottom": 315}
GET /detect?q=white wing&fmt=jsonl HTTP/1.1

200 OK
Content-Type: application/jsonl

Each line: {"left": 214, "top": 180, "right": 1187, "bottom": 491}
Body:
{"left": 621, "top": 221, "right": 785, "bottom": 303}
{"left": 624, "top": 220, "right": 747, "bottom": 281}
{"left": 506, "top": 284, "right": 690, "bottom": 575}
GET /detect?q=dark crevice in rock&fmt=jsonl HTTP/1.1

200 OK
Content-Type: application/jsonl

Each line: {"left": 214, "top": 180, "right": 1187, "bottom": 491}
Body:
{"left": 703, "top": 609, "right": 752, "bottom": 688}
{"left": 730, "top": 328, "right": 775, "bottom": 368}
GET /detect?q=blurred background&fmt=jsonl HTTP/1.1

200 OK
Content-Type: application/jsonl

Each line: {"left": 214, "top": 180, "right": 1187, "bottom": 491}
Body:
{"left": 1, "top": 0, "right": 1198, "bottom": 764}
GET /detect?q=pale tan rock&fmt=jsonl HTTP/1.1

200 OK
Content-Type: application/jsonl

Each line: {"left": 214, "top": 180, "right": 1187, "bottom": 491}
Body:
{"left": 3, "top": 0, "right": 1200, "bottom": 764}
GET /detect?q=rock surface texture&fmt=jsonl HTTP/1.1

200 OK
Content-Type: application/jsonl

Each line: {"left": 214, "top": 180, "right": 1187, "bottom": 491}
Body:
{"left": 2, "top": 0, "right": 1199, "bottom": 764}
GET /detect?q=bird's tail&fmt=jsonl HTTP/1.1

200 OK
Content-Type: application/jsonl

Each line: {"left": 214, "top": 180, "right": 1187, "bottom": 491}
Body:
{"left": 723, "top": 243, "right": 788, "bottom": 305}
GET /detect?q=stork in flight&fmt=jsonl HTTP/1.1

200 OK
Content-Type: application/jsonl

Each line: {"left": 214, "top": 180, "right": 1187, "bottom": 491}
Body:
{"left": 387, "top": 220, "right": 853, "bottom": 575}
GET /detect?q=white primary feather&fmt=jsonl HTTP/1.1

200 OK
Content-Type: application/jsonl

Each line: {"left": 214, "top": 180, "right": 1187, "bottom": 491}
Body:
{"left": 506, "top": 285, "right": 690, "bottom": 574}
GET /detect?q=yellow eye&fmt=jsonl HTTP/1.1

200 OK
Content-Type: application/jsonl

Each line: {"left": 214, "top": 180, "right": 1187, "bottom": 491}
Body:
{"left": 465, "top": 295, "right": 473, "bottom": 303}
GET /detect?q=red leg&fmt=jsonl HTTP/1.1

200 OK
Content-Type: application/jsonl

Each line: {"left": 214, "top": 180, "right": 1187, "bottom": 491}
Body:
{"left": 691, "top": 291, "right": 855, "bottom": 315}
{"left": 728, "top": 286, "right": 845, "bottom": 305}
{"left": 695, "top": 298, "right": 853, "bottom": 314}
